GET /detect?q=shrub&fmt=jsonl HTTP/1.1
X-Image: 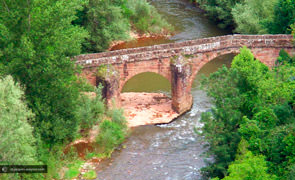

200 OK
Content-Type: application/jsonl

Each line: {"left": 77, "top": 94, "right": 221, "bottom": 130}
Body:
{"left": 0, "top": 76, "right": 38, "bottom": 165}
{"left": 77, "top": 86, "right": 105, "bottom": 130}
{"left": 127, "top": 0, "right": 172, "bottom": 34}
{"left": 82, "top": 170, "right": 97, "bottom": 179}
{"left": 64, "top": 160, "right": 84, "bottom": 179}
{"left": 96, "top": 120, "right": 126, "bottom": 154}
{"left": 109, "top": 108, "right": 127, "bottom": 128}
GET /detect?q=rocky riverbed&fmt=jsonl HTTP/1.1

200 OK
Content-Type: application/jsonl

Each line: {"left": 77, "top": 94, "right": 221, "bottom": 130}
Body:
{"left": 121, "top": 92, "right": 180, "bottom": 127}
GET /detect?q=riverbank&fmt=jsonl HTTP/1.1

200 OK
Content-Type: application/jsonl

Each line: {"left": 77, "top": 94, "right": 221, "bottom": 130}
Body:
{"left": 121, "top": 92, "right": 180, "bottom": 127}
{"left": 108, "top": 30, "right": 172, "bottom": 51}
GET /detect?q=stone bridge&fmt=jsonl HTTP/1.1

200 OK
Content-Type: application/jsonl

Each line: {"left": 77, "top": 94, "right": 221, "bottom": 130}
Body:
{"left": 75, "top": 34, "right": 295, "bottom": 114}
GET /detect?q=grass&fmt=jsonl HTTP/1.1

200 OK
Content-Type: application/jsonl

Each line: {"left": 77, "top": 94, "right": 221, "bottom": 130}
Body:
{"left": 64, "top": 160, "right": 85, "bottom": 179}
{"left": 82, "top": 170, "right": 97, "bottom": 179}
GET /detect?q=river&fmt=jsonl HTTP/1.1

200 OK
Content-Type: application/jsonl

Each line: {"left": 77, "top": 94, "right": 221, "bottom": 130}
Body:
{"left": 96, "top": 0, "right": 233, "bottom": 179}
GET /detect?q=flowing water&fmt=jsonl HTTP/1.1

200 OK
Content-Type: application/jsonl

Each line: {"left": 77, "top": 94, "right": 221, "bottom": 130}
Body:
{"left": 96, "top": 0, "right": 233, "bottom": 179}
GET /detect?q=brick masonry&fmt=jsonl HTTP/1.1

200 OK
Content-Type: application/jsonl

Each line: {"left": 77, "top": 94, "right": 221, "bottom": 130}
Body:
{"left": 75, "top": 34, "right": 295, "bottom": 113}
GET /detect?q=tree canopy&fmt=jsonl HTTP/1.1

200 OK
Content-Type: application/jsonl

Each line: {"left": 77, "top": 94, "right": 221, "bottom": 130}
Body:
{"left": 201, "top": 47, "right": 295, "bottom": 179}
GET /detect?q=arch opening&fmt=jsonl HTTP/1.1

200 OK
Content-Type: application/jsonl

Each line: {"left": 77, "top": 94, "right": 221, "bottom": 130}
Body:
{"left": 122, "top": 72, "right": 171, "bottom": 95}
{"left": 192, "top": 53, "right": 237, "bottom": 90}
{"left": 120, "top": 72, "right": 177, "bottom": 127}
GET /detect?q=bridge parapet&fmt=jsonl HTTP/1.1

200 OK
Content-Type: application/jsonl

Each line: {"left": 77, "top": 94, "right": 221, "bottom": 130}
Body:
{"left": 76, "top": 34, "right": 295, "bottom": 113}
{"left": 75, "top": 34, "right": 293, "bottom": 68}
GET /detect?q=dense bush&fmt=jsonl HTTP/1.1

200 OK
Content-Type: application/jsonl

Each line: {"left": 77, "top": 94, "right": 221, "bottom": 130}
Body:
{"left": 214, "top": 140, "right": 277, "bottom": 180}
{"left": 0, "top": 0, "right": 140, "bottom": 179}
{"left": 265, "top": 0, "right": 295, "bottom": 34}
{"left": 0, "top": 76, "right": 37, "bottom": 165}
{"left": 0, "top": 0, "right": 88, "bottom": 145}
{"left": 232, "top": 0, "right": 276, "bottom": 34}
{"left": 196, "top": 0, "right": 242, "bottom": 29}
{"left": 200, "top": 47, "right": 295, "bottom": 179}
{"left": 196, "top": 0, "right": 295, "bottom": 34}
{"left": 0, "top": 76, "right": 42, "bottom": 180}
{"left": 96, "top": 118, "right": 127, "bottom": 154}
{"left": 77, "top": 86, "right": 105, "bottom": 129}
{"left": 78, "top": 0, "right": 172, "bottom": 52}
{"left": 127, "top": 0, "right": 172, "bottom": 34}
{"left": 82, "top": 0, "right": 130, "bottom": 52}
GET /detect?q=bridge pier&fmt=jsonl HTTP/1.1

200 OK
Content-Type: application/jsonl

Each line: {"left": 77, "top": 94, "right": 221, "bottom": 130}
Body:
{"left": 96, "top": 65, "right": 121, "bottom": 108}
{"left": 171, "top": 56, "right": 193, "bottom": 114}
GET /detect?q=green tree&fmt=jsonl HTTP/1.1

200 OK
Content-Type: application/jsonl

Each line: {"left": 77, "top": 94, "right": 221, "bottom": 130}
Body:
{"left": 77, "top": 86, "right": 105, "bottom": 129}
{"left": 79, "top": 0, "right": 171, "bottom": 52}
{"left": 0, "top": 0, "right": 88, "bottom": 145}
{"left": 201, "top": 48, "right": 295, "bottom": 179}
{"left": 126, "top": 0, "right": 172, "bottom": 34}
{"left": 0, "top": 76, "right": 37, "bottom": 165}
{"left": 266, "top": 0, "right": 295, "bottom": 34}
{"left": 215, "top": 140, "right": 277, "bottom": 180}
{"left": 196, "top": 0, "right": 242, "bottom": 29}
{"left": 83, "top": 0, "right": 130, "bottom": 52}
{"left": 232, "top": 0, "right": 276, "bottom": 34}
{"left": 201, "top": 47, "right": 272, "bottom": 178}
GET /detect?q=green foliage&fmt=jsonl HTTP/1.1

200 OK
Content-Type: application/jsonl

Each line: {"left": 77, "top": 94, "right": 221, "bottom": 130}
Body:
{"left": 0, "top": 76, "right": 41, "bottom": 180}
{"left": 0, "top": 76, "right": 45, "bottom": 180}
{"left": 0, "top": 76, "right": 38, "bottom": 165}
{"left": 96, "top": 119, "right": 126, "bottom": 154}
{"left": 232, "top": 0, "right": 276, "bottom": 34}
{"left": 0, "top": 0, "right": 88, "bottom": 145}
{"left": 109, "top": 108, "right": 127, "bottom": 127}
{"left": 200, "top": 47, "right": 295, "bottom": 179}
{"left": 266, "top": 0, "right": 295, "bottom": 34}
{"left": 220, "top": 140, "right": 277, "bottom": 180}
{"left": 83, "top": 0, "right": 130, "bottom": 52}
{"left": 200, "top": 65, "right": 243, "bottom": 177}
{"left": 64, "top": 160, "right": 84, "bottom": 179}
{"left": 196, "top": 0, "right": 242, "bottom": 29}
{"left": 197, "top": 0, "right": 295, "bottom": 34}
{"left": 77, "top": 86, "right": 105, "bottom": 129}
{"left": 78, "top": 0, "right": 171, "bottom": 52}
{"left": 82, "top": 170, "right": 97, "bottom": 179}
{"left": 276, "top": 49, "right": 295, "bottom": 66}
{"left": 126, "top": 0, "right": 172, "bottom": 34}
{"left": 200, "top": 48, "right": 268, "bottom": 177}
{"left": 96, "top": 109, "right": 127, "bottom": 155}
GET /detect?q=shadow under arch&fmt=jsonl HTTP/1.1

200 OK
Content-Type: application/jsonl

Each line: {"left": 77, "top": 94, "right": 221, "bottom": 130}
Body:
{"left": 191, "top": 53, "right": 237, "bottom": 90}
{"left": 121, "top": 72, "right": 171, "bottom": 94}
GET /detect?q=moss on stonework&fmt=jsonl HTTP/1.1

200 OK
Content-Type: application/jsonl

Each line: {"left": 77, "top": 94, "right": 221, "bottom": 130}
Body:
{"left": 170, "top": 55, "right": 190, "bottom": 66}
{"left": 96, "top": 65, "right": 118, "bottom": 79}
{"left": 170, "top": 55, "right": 179, "bottom": 64}
{"left": 182, "top": 53, "right": 194, "bottom": 59}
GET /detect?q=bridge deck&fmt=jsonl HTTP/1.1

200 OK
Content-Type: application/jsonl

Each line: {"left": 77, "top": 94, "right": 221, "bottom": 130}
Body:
{"left": 75, "top": 34, "right": 293, "bottom": 68}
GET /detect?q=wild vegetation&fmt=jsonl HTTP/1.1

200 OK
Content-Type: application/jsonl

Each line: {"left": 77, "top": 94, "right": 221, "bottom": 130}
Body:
{"left": 0, "top": 0, "right": 154, "bottom": 179}
{"left": 200, "top": 43, "right": 295, "bottom": 179}
{"left": 195, "top": 0, "right": 295, "bottom": 34}
{"left": 1, "top": 0, "right": 295, "bottom": 179}
{"left": 75, "top": 0, "right": 172, "bottom": 52}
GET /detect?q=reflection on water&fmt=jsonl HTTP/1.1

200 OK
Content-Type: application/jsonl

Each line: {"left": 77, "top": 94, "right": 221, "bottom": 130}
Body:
{"left": 122, "top": 72, "right": 171, "bottom": 93}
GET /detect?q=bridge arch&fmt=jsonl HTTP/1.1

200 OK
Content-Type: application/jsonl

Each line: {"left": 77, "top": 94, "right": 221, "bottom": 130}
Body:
{"left": 190, "top": 52, "right": 237, "bottom": 90}
{"left": 189, "top": 50, "right": 239, "bottom": 90}
{"left": 121, "top": 72, "right": 171, "bottom": 93}
{"left": 76, "top": 34, "right": 295, "bottom": 113}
